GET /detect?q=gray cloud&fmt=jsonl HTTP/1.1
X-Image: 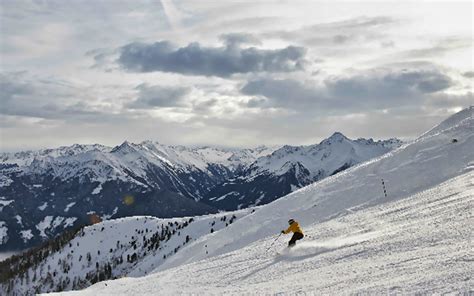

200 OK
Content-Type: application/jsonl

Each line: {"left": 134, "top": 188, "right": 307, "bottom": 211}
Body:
{"left": 127, "top": 84, "right": 191, "bottom": 109}
{"left": 426, "top": 92, "right": 473, "bottom": 109}
{"left": 192, "top": 98, "right": 218, "bottom": 113}
{"left": 2, "top": 2, "right": 472, "bottom": 151}
{"left": 242, "top": 67, "right": 454, "bottom": 111}
{"left": 117, "top": 40, "right": 306, "bottom": 77}
{"left": 219, "top": 33, "right": 261, "bottom": 46}
{"left": 0, "top": 72, "right": 58, "bottom": 119}
{"left": 463, "top": 71, "right": 474, "bottom": 78}
{"left": 333, "top": 35, "right": 352, "bottom": 44}
{"left": 242, "top": 79, "right": 322, "bottom": 109}
{"left": 0, "top": 72, "right": 33, "bottom": 104}
{"left": 325, "top": 16, "right": 395, "bottom": 29}
{"left": 0, "top": 72, "right": 110, "bottom": 120}
{"left": 380, "top": 40, "right": 395, "bottom": 48}
{"left": 263, "top": 16, "right": 395, "bottom": 46}
{"left": 327, "top": 69, "right": 453, "bottom": 98}
{"left": 385, "top": 37, "right": 472, "bottom": 61}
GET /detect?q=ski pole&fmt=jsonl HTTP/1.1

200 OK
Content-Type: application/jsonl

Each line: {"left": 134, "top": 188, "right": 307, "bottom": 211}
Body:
{"left": 266, "top": 233, "right": 282, "bottom": 252}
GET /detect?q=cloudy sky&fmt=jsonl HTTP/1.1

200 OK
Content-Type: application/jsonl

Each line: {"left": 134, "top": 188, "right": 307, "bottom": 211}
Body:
{"left": 1, "top": 0, "right": 472, "bottom": 151}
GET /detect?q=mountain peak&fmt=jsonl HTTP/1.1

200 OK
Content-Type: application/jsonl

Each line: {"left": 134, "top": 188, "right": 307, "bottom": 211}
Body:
{"left": 111, "top": 140, "right": 136, "bottom": 153}
{"left": 320, "top": 132, "right": 349, "bottom": 145}
{"left": 140, "top": 140, "right": 156, "bottom": 146}
{"left": 329, "top": 132, "right": 347, "bottom": 139}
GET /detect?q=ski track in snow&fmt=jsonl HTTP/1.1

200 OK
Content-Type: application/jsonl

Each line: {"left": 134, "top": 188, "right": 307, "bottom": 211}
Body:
{"left": 50, "top": 171, "right": 474, "bottom": 295}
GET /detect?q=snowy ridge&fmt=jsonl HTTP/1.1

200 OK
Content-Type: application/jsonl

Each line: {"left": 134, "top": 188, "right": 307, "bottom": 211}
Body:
{"left": 0, "top": 142, "right": 278, "bottom": 251}
{"left": 1, "top": 210, "right": 252, "bottom": 295}
{"left": 204, "top": 134, "right": 402, "bottom": 210}
{"left": 421, "top": 105, "right": 472, "bottom": 139}
{"left": 0, "top": 144, "right": 110, "bottom": 168}
{"left": 249, "top": 133, "right": 401, "bottom": 178}
{"left": 1, "top": 142, "right": 278, "bottom": 185}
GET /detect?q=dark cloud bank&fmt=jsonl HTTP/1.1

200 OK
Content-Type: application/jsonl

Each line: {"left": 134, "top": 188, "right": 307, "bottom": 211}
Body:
{"left": 242, "top": 68, "right": 455, "bottom": 111}
{"left": 127, "top": 84, "right": 191, "bottom": 109}
{"left": 0, "top": 72, "right": 107, "bottom": 121}
{"left": 117, "top": 40, "right": 306, "bottom": 77}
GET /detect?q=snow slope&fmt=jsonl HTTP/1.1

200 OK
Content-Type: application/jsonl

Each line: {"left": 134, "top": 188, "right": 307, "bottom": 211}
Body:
{"left": 49, "top": 107, "right": 473, "bottom": 294}
{"left": 1, "top": 210, "right": 252, "bottom": 295}
{"left": 51, "top": 171, "right": 473, "bottom": 295}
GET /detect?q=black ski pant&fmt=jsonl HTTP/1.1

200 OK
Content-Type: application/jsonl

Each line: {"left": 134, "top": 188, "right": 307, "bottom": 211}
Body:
{"left": 288, "top": 232, "right": 304, "bottom": 247}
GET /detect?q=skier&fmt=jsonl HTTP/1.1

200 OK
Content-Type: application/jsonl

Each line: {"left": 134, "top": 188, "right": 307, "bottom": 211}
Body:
{"left": 281, "top": 219, "right": 304, "bottom": 247}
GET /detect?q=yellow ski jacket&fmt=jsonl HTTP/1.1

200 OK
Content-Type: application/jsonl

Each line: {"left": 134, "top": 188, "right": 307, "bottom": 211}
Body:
{"left": 283, "top": 222, "right": 303, "bottom": 235}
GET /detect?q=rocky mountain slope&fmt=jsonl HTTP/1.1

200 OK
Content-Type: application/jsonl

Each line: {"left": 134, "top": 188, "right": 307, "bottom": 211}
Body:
{"left": 0, "top": 143, "right": 274, "bottom": 251}
{"left": 203, "top": 133, "right": 401, "bottom": 210}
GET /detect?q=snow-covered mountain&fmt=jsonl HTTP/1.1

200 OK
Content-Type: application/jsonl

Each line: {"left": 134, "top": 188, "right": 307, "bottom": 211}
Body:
{"left": 0, "top": 142, "right": 276, "bottom": 251}
{"left": 0, "top": 210, "right": 252, "bottom": 295}
{"left": 203, "top": 133, "right": 402, "bottom": 210}
{"left": 0, "top": 134, "right": 398, "bottom": 252}
{"left": 1, "top": 107, "right": 471, "bottom": 295}
{"left": 0, "top": 142, "right": 276, "bottom": 194}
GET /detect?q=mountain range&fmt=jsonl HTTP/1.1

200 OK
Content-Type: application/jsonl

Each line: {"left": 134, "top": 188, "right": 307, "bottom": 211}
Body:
{"left": 0, "top": 107, "right": 471, "bottom": 295}
{"left": 204, "top": 133, "right": 401, "bottom": 210}
{"left": 0, "top": 133, "right": 401, "bottom": 251}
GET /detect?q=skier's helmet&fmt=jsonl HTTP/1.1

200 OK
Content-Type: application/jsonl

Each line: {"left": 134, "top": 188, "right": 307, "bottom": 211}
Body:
{"left": 288, "top": 219, "right": 295, "bottom": 225}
